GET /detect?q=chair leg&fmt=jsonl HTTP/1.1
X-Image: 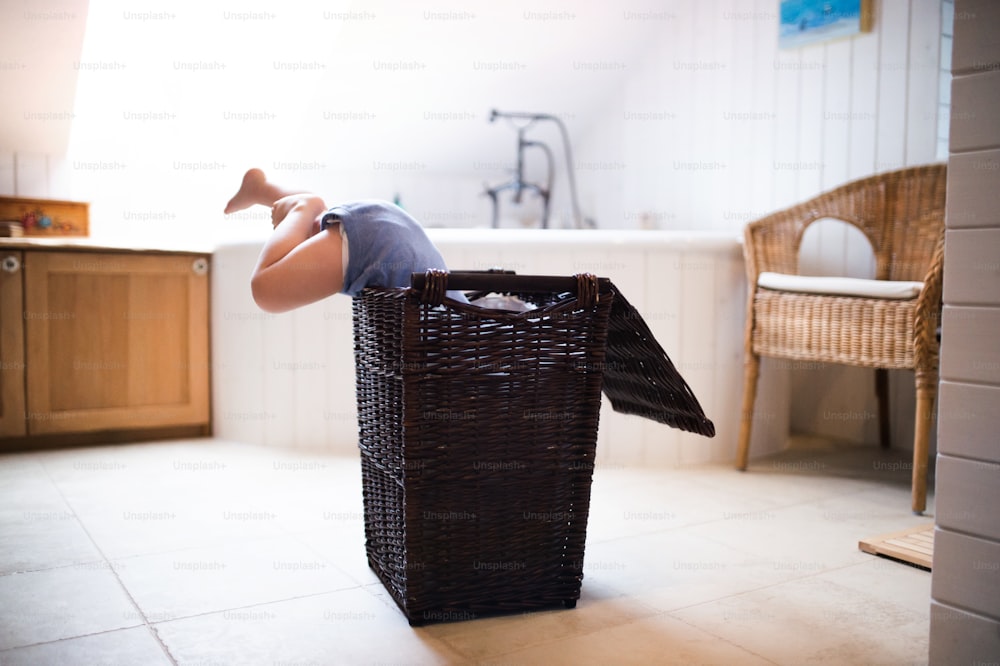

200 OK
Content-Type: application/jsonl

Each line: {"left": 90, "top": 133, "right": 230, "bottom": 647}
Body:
{"left": 911, "top": 386, "right": 936, "bottom": 515}
{"left": 736, "top": 353, "right": 761, "bottom": 471}
{"left": 875, "top": 368, "right": 890, "bottom": 449}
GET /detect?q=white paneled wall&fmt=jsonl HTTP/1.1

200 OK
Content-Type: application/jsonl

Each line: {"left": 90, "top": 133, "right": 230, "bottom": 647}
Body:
{"left": 576, "top": 0, "right": 943, "bottom": 232}
{"left": 5, "top": 2, "right": 947, "bottom": 238}
{"left": 573, "top": 0, "right": 948, "bottom": 452}
{"left": 211, "top": 230, "right": 757, "bottom": 466}
{"left": 0, "top": 151, "right": 71, "bottom": 199}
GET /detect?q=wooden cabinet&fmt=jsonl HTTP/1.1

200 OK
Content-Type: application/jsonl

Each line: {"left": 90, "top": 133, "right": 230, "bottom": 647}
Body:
{"left": 0, "top": 248, "right": 210, "bottom": 446}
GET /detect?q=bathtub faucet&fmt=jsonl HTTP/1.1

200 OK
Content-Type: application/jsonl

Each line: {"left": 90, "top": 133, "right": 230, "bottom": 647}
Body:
{"left": 485, "top": 109, "right": 590, "bottom": 229}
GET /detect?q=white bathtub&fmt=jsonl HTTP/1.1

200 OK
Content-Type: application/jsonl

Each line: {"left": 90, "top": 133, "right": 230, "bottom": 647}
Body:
{"left": 211, "top": 229, "right": 787, "bottom": 466}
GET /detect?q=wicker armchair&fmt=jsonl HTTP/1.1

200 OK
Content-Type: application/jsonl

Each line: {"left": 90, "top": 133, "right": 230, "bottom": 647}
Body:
{"left": 736, "top": 164, "right": 947, "bottom": 514}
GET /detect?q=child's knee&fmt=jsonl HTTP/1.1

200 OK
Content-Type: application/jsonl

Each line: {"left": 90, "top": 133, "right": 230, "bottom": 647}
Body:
{"left": 271, "top": 194, "right": 326, "bottom": 227}
{"left": 287, "top": 194, "right": 326, "bottom": 213}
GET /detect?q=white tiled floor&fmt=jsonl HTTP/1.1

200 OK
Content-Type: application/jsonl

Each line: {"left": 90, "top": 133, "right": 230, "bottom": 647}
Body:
{"left": 0, "top": 436, "right": 934, "bottom": 665}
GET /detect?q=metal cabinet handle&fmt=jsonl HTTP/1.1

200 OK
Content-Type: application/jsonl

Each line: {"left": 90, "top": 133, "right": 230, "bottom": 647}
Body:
{"left": 192, "top": 258, "right": 209, "bottom": 275}
{"left": 1, "top": 255, "right": 20, "bottom": 273}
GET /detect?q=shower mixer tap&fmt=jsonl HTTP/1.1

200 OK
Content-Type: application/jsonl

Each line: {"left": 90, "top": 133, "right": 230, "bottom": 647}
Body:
{"left": 484, "top": 109, "right": 589, "bottom": 229}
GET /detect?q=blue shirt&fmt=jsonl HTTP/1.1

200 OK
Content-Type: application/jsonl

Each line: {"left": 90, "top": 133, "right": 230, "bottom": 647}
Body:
{"left": 320, "top": 200, "right": 452, "bottom": 298}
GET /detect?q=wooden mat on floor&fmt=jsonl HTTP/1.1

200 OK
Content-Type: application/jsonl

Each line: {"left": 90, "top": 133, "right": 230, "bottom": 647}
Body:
{"left": 859, "top": 524, "right": 934, "bottom": 570}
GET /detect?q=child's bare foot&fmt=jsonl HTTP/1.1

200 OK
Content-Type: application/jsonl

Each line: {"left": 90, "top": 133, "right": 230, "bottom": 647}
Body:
{"left": 224, "top": 168, "right": 271, "bottom": 214}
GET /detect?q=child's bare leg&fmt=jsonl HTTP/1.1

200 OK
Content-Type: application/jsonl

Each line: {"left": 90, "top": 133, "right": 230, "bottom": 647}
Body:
{"left": 224, "top": 168, "right": 307, "bottom": 214}
{"left": 250, "top": 193, "right": 345, "bottom": 313}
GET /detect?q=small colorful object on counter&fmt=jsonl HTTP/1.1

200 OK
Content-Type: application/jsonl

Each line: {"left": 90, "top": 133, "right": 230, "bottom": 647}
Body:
{"left": 0, "top": 197, "right": 89, "bottom": 237}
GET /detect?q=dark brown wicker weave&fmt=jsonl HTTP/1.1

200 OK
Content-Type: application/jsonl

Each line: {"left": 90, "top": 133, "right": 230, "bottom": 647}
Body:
{"left": 736, "top": 164, "right": 947, "bottom": 514}
{"left": 353, "top": 270, "right": 713, "bottom": 625}
{"left": 603, "top": 289, "right": 715, "bottom": 437}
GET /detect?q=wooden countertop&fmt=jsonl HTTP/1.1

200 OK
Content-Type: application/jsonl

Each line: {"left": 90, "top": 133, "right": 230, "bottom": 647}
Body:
{"left": 0, "top": 237, "right": 213, "bottom": 255}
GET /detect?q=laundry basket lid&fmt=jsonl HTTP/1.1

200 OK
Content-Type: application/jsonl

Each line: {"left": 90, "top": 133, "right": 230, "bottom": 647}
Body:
{"left": 409, "top": 270, "right": 715, "bottom": 438}
{"left": 602, "top": 283, "right": 715, "bottom": 437}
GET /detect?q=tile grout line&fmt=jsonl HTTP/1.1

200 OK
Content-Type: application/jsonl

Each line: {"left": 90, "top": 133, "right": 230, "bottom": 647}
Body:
{"left": 585, "top": 483, "right": 895, "bottom": 550}
{"left": 37, "top": 459, "right": 180, "bottom": 666}
{"left": 0, "top": 626, "right": 155, "bottom": 658}
{"left": 140, "top": 585, "right": 370, "bottom": 627}
{"left": 275, "top": 520, "right": 378, "bottom": 590}
{"left": 30, "top": 458, "right": 372, "bottom": 650}
{"left": 666, "top": 612, "right": 784, "bottom": 666}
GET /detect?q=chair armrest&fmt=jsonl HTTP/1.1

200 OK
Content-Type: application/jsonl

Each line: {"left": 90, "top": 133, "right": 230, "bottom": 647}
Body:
{"left": 743, "top": 200, "right": 823, "bottom": 284}
{"left": 913, "top": 234, "right": 945, "bottom": 386}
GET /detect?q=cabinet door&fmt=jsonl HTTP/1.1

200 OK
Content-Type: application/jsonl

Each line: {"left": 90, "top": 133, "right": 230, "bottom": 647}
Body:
{"left": 0, "top": 252, "right": 26, "bottom": 437}
{"left": 23, "top": 251, "right": 210, "bottom": 435}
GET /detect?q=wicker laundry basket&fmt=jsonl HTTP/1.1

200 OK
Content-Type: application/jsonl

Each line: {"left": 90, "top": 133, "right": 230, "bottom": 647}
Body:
{"left": 352, "top": 270, "right": 713, "bottom": 625}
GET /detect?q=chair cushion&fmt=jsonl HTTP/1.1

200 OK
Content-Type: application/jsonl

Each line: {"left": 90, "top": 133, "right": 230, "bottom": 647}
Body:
{"left": 757, "top": 272, "right": 924, "bottom": 300}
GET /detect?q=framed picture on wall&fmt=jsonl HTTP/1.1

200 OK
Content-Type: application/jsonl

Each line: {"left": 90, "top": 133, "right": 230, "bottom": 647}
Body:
{"left": 779, "top": 0, "right": 874, "bottom": 49}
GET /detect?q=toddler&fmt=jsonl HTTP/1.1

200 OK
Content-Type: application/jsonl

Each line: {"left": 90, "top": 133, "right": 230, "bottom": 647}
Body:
{"left": 224, "top": 168, "right": 452, "bottom": 313}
